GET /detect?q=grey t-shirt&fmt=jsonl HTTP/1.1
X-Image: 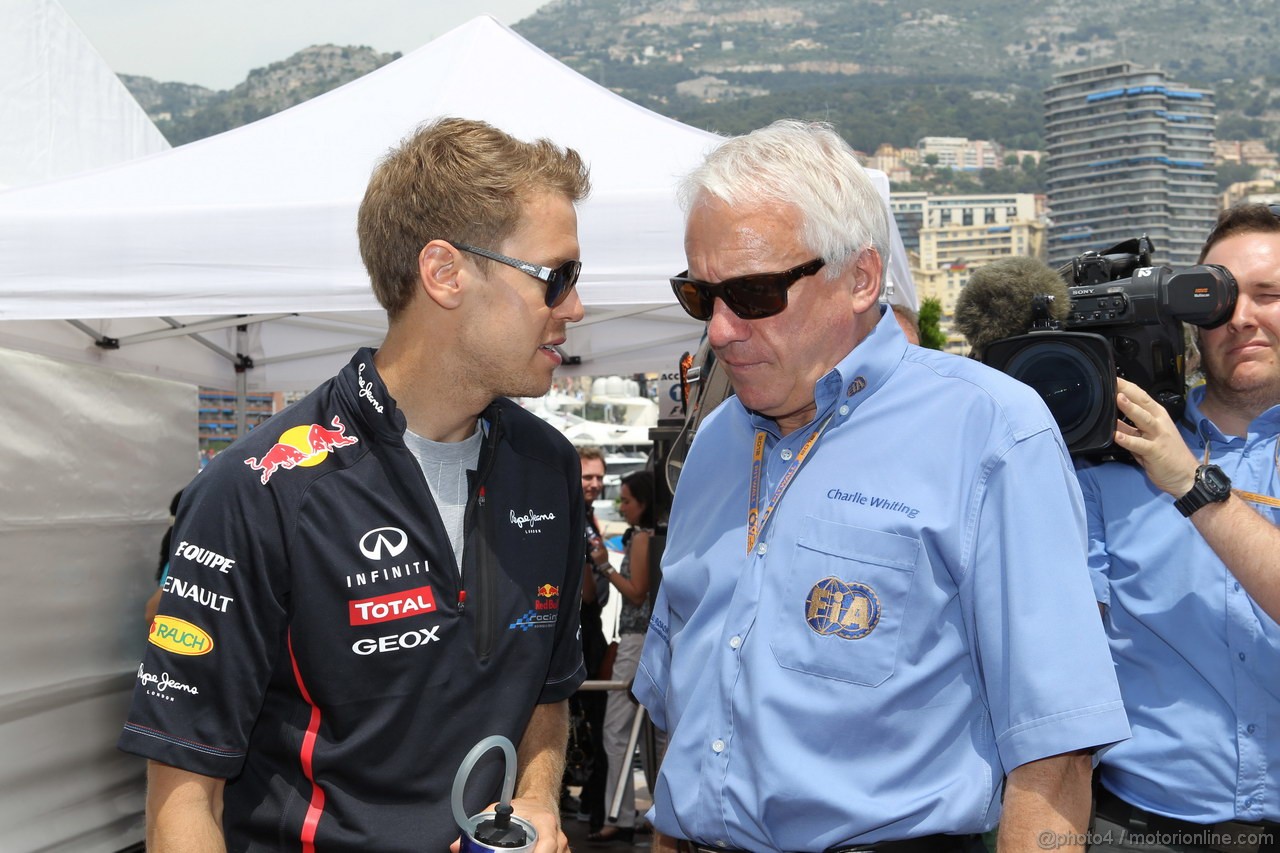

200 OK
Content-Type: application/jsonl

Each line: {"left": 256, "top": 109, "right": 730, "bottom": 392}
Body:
{"left": 403, "top": 423, "right": 483, "bottom": 570}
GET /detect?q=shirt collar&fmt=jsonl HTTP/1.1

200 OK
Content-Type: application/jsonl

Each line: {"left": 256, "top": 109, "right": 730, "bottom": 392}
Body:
{"left": 1183, "top": 383, "right": 1280, "bottom": 443}
{"left": 745, "top": 304, "right": 907, "bottom": 435}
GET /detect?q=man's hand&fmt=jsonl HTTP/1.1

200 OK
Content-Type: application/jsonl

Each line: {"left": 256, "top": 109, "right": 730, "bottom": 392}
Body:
{"left": 1111, "top": 378, "right": 1280, "bottom": 621}
{"left": 448, "top": 799, "right": 566, "bottom": 853}
{"left": 1111, "top": 377, "right": 1199, "bottom": 498}
{"left": 509, "top": 796, "right": 567, "bottom": 853}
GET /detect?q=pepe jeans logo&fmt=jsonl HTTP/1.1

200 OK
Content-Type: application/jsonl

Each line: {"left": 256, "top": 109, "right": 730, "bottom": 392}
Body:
{"left": 137, "top": 663, "right": 199, "bottom": 702}
{"left": 358, "top": 363, "right": 385, "bottom": 412}
{"left": 509, "top": 508, "right": 556, "bottom": 534}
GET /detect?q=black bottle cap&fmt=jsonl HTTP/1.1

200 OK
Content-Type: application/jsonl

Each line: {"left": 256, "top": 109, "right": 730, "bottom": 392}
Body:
{"left": 472, "top": 804, "right": 527, "bottom": 848}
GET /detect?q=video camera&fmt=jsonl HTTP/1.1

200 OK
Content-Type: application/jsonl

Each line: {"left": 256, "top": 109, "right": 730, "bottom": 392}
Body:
{"left": 982, "top": 236, "right": 1237, "bottom": 459}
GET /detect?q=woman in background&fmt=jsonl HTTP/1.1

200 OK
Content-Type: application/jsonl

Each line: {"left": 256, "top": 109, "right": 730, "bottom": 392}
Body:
{"left": 589, "top": 470, "right": 655, "bottom": 844}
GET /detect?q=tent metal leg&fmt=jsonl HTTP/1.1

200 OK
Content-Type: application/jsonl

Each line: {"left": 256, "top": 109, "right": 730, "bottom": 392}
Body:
{"left": 608, "top": 702, "right": 647, "bottom": 822}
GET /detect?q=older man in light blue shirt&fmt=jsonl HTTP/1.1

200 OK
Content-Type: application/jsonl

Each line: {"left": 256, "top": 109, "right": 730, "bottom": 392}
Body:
{"left": 634, "top": 120, "right": 1129, "bottom": 853}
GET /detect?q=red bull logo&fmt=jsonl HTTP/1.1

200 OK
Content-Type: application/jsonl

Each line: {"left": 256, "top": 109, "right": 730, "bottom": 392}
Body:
{"left": 535, "top": 583, "right": 560, "bottom": 612}
{"left": 244, "top": 415, "right": 359, "bottom": 484}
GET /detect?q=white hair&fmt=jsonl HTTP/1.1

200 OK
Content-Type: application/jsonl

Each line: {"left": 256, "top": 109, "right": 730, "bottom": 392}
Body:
{"left": 679, "top": 120, "right": 889, "bottom": 286}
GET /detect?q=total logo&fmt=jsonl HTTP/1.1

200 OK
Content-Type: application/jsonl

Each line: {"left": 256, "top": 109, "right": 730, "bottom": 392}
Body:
{"left": 352, "top": 626, "right": 440, "bottom": 655}
{"left": 349, "top": 585, "right": 437, "bottom": 626}
{"left": 149, "top": 615, "right": 214, "bottom": 656}
{"left": 244, "top": 415, "right": 358, "bottom": 485}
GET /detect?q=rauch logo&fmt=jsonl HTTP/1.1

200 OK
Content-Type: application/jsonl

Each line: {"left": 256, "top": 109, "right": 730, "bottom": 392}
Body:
{"left": 149, "top": 615, "right": 215, "bottom": 656}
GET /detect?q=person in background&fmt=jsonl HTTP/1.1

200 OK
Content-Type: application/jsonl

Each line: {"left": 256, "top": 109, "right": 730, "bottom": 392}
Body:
{"left": 571, "top": 444, "right": 612, "bottom": 833}
{"left": 1078, "top": 202, "right": 1280, "bottom": 851}
{"left": 120, "top": 117, "right": 591, "bottom": 853}
{"left": 590, "top": 469, "right": 656, "bottom": 844}
{"left": 143, "top": 489, "right": 184, "bottom": 627}
{"left": 635, "top": 119, "right": 1129, "bottom": 853}
{"left": 891, "top": 302, "right": 920, "bottom": 345}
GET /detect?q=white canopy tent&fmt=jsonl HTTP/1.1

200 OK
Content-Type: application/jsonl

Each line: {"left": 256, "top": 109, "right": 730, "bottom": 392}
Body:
{"left": 0, "top": 0, "right": 169, "bottom": 189}
{"left": 0, "top": 15, "right": 916, "bottom": 400}
{"left": 1, "top": 3, "right": 181, "bottom": 850}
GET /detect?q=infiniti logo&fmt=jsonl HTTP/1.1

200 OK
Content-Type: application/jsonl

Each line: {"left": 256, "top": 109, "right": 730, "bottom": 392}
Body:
{"left": 359, "top": 526, "right": 408, "bottom": 560}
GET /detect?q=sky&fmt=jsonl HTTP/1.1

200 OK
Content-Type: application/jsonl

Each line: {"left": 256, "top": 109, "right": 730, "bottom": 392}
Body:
{"left": 58, "top": 0, "right": 553, "bottom": 90}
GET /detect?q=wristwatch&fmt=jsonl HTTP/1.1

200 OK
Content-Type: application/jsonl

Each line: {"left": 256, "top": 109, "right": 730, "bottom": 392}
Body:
{"left": 1173, "top": 464, "right": 1232, "bottom": 517}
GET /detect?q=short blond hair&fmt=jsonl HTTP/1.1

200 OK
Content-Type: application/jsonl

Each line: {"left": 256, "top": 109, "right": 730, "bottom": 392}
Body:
{"left": 357, "top": 117, "right": 591, "bottom": 317}
{"left": 577, "top": 445, "right": 605, "bottom": 466}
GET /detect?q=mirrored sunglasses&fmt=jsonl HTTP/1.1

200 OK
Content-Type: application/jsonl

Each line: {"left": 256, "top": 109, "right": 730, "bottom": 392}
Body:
{"left": 453, "top": 242, "right": 582, "bottom": 308}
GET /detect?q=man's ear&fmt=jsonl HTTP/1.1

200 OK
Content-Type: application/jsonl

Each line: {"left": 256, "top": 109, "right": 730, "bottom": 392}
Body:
{"left": 418, "top": 241, "right": 466, "bottom": 310}
{"left": 850, "top": 247, "right": 884, "bottom": 314}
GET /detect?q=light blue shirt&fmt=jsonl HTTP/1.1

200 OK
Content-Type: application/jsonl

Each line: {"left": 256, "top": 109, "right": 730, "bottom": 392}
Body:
{"left": 1076, "top": 386, "right": 1280, "bottom": 824}
{"left": 635, "top": 308, "right": 1129, "bottom": 852}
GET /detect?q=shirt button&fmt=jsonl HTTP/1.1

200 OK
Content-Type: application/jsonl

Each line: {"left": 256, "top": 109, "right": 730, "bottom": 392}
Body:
{"left": 780, "top": 448, "right": 794, "bottom": 461}
{"left": 839, "top": 405, "right": 850, "bottom": 416}
{"left": 1235, "top": 582, "right": 1242, "bottom": 592}
{"left": 716, "top": 842, "right": 728, "bottom": 849}
{"left": 729, "top": 635, "right": 742, "bottom": 650}
{"left": 1247, "top": 724, "right": 1257, "bottom": 735}
{"left": 1239, "top": 652, "right": 1247, "bottom": 661}
{"left": 757, "top": 543, "right": 768, "bottom": 555}
{"left": 712, "top": 739, "right": 725, "bottom": 753}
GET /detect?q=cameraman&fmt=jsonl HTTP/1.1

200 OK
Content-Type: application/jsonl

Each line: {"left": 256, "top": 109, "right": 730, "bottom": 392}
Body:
{"left": 1077, "top": 202, "right": 1280, "bottom": 852}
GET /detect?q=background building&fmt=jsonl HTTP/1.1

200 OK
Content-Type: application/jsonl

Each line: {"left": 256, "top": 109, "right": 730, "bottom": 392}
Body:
{"left": 892, "top": 192, "right": 1045, "bottom": 352}
{"left": 917, "top": 136, "right": 1003, "bottom": 171}
{"left": 1044, "top": 62, "right": 1217, "bottom": 267}
{"left": 198, "top": 388, "right": 284, "bottom": 459}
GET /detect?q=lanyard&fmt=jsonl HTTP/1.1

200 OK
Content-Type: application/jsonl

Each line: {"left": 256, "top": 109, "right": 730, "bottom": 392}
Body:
{"left": 1200, "top": 440, "right": 1280, "bottom": 509}
{"left": 746, "top": 415, "right": 834, "bottom": 553}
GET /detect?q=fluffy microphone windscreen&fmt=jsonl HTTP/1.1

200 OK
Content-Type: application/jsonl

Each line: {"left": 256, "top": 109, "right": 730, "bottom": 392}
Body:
{"left": 954, "top": 256, "right": 1071, "bottom": 355}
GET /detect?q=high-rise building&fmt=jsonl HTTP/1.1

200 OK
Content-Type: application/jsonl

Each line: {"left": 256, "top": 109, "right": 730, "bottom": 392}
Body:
{"left": 1044, "top": 62, "right": 1217, "bottom": 268}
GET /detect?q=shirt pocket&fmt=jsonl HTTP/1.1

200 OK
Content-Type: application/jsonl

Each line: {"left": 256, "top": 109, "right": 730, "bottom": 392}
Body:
{"left": 767, "top": 516, "right": 919, "bottom": 687}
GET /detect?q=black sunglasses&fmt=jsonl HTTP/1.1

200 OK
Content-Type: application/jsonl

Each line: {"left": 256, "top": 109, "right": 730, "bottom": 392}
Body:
{"left": 670, "top": 258, "right": 826, "bottom": 321}
{"left": 453, "top": 242, "right": 582, "bottom": 308}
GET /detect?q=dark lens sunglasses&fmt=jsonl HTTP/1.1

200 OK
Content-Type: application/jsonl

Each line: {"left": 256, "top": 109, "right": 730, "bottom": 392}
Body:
{"left": 452, "top": 242, "right": 582, "bottom": 308}
{"left": 669, "top": 258, "right": 826, "bottom": 321}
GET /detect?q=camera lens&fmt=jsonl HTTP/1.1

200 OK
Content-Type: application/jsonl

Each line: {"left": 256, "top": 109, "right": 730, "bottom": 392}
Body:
{"left": 1003, "top": 342, "right": 1104, "bottom": 444}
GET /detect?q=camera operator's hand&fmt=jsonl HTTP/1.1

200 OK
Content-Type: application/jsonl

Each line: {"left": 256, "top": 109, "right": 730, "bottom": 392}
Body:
{"left": 1111, "top": 377, "right": 1199, "bottom": 498}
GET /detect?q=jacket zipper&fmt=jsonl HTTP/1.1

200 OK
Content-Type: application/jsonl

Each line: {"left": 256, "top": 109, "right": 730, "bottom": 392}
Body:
{"left": 467, "top": 410, "right": 502, "bottom": 660}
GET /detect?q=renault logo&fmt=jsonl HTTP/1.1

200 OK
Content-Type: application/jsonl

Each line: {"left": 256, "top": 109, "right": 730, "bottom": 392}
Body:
{"left": 359, "top": 527, "right": 408, "bottom": 560}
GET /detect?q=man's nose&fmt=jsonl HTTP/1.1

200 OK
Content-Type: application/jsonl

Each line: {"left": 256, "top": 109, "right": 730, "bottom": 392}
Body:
{"left": 558, "top": 287, "right": 586, "bottom": 323}
{"left": 1228, "top": 294, "right": 1258, "bottom": 331}
{"left": 706, "top": 297, "right": 750, "bottom": 348}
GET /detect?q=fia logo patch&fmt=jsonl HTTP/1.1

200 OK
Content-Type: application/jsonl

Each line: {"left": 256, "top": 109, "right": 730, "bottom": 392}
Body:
{"left": 804, "top": 577, "right": 880, "bottom": 640}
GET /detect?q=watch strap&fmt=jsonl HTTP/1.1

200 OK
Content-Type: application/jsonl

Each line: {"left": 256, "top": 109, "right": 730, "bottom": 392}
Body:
{"left": 1174, "top": 486, "right": 1210, "bottom": 517}
{"left": 1174, "top": 464, "right": 1230, "bottom": 517}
